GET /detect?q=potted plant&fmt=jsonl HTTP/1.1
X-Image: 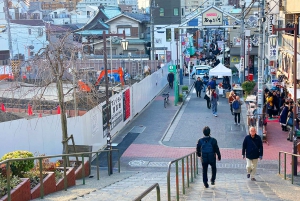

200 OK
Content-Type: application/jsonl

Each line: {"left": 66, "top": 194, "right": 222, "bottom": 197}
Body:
{"left": 179, "top": 94, "right": 183, "bottom": 102}
{"left": 241, "top": 81, "right": 256, "bottom": 98}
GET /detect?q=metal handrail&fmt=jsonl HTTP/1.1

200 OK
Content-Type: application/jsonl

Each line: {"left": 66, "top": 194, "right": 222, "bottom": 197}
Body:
{"left": 0, "top": 149, "right": 119, "bottom": 201}
{"left": 133, "top": 183, "right": 161, "bottom": 201}
{"left": 167, "top": 151, "right": 198, "bottom": 201}
{"left": 278, "top": 151, "right": 300, "bottom": 184}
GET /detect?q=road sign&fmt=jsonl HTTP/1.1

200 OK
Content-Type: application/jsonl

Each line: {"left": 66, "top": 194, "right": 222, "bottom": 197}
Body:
{"left": 168, "top": 65, "right": 177, "bottom": 73}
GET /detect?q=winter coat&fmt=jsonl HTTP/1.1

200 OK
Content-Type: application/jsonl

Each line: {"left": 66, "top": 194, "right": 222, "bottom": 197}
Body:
{"left": 208, "top": 80, "right": 216, "bottom": 89}
{"left": 206, "top": 89, "right": 212, "bottom": 98}
{"left": 242, "top": 134, "right": 263, "bottom": 160}
{"left": 232, "top": 100, "right": 243, "bottom": 113}
{"left": 196, "top": 136, "right": 221, "bottom": 163}
{"left": 194, "top": 80, "right": 203, "bottom": 91}
{"left": 167, "top": 73, "right": 174, "bottom": 82}
{"left": 266, "top": 96, "right": 274, "bottom": 107}
{"left": 279, "top": 105, "right": 289, "bottom": 125}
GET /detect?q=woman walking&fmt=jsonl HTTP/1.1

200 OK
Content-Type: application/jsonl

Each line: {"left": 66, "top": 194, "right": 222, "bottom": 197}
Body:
{"left": 228, "top": 91, "right": 236, "bottom": 115}
{"left": 205, "top": 85, "right": 212, "bottom": 109}
{"left": 211, "top": 89, "right": 219, "bottom": 117}
{"left": 266, "top": 92, "right": 274, "bottom": 119}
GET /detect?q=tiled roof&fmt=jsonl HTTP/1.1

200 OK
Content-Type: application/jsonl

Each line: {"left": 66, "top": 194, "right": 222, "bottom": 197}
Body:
{"left": 10, "top": 20, "right": 44, "bottom": 26}
{"left": 100, "top": 6, "right": 122, "bottom": 19}
{"left": 75, "top": 30, "right": 108, "bottom": 36}
{"left": 123, "top": 12, "right": 150, "bottom": 23}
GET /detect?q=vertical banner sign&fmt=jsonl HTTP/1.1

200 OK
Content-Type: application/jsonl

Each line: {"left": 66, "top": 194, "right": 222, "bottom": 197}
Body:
{"left": 110, "top": 93, "right": 123, "bottom": 130}
{"left": 268, "top": 35, "right": 278, "bottom": 61}
{"left": 166, "top": 51, "right": 172, "bottom": 62}
{"left": 123, "top": 88, "right": 131, "bottom": 121}
{"left": 240, "top": 57, "right": 244, "bottom": 71}
{"left": 102, "top": 103, "right": 111, "bottom": 137}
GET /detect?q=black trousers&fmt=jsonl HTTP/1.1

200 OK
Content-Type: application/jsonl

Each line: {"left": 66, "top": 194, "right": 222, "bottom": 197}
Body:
{"left": 234, "top": 112, "right": 240, "bottom": 123}
{"left": 169, "top": 81, "right": 173, "bottom": 89}
{"left": 196, "top": 90, "right": 201, "bottom": 97}
{"left": 230, "top": 103, "right": 233, "bottom": 114}
{"left": 202, "top": 162, "right": 217, "bottom": 184}
{"left": 206, "top": 99, "right": 211, "bottom": 109}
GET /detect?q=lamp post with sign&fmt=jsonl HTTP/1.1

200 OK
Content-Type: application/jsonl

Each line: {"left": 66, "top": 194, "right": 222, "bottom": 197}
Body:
{"left": 272, "top": 15, "right": 298, "bottom": 176}
{"left": 168, "top": 65, "right": 178, "bottom": 106}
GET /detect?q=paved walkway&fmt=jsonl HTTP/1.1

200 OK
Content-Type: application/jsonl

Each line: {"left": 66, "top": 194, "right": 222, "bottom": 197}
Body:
{"left": 34, "top": 76, "right": 300, "bottom": 201}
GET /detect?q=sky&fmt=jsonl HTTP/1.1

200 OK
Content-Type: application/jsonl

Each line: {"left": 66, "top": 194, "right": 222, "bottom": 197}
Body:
{"left": 138, "top": 0, "right": 149, "bottom": 8}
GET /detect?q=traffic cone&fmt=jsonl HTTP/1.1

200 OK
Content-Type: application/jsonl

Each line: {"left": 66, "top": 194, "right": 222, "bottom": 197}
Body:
{"left": 1, "top": 103, "right": 6, "bottom": 112}
{"left": 57, "top": 105, "right": 61, "bottom": 114}
{"left": 28, "top": 104, "right": 33, "bottom": 116}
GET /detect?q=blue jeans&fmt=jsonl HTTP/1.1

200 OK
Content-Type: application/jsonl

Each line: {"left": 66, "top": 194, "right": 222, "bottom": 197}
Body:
{"left": 203, "top": 84, "right": 207, "bottom": 92}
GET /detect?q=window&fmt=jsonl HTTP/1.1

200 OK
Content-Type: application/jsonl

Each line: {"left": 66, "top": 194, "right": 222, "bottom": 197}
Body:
{"left": 174, "top": 28, "right": 179, "bottom": 40}
{"left": 174, "top": 8, "right": 179, "bottom": 16}
{"left": 166, "top": 29, "right": 171, "bottom": 41}
{"left": 28, "top": 29, "right": 31, "bottom": 35}
{"left": 38, "top": 28, "right": 43, "bottom": 36}
{"left": 159, "top": 8, "right": 164, "bottom": 16}
{"left": 118, "top": 28, "right": 131, "bottom": 36}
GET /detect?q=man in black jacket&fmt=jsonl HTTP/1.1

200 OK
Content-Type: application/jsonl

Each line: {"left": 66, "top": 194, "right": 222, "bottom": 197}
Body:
{"left": 196, "top": 126, "right": 221, "bottom": 188}
{"left": 242, "top": 126, "right": 263, "bottom": 181}
{"left": 194, "top": 77, "right": 203, "bottom": 97}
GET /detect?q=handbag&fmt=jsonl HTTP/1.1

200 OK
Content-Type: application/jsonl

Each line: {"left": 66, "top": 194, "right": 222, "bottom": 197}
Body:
{"left": 204, "top": 94, "right": 209, "bottom": 100}
{"left": 287, "top": 112, "right": 294, "bottom": 126}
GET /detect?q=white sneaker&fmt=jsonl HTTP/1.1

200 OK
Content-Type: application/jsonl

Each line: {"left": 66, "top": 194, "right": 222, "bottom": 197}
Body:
{"left": 234, "top": 122, "right": 237, "bottom": 125}
{"left": 238, "top": 123, "right": 240, "bottom": 126}
{"left": 214, "top": 114, "right": 218, "bottom": 117}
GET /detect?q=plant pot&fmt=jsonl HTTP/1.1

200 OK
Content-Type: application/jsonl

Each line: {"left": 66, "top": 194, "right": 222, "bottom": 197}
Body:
{"left": 31, "top": 172, "right": 56, "bottom": 200}
{"left": 0, "top": 178, "right": 31, "bottom": 201}
{"left": 75, "top": 160, "right": 90, "bottom": 180}
{"left": 55, "top": 167, "right": 75, "bottom": 192}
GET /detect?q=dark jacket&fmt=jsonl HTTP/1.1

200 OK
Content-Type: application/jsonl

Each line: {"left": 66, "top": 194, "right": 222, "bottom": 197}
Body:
{"left": 194, "top": 80, "right": 203, "bottom": 91}
{"left": 242, "top": 134, "right": 263, "bottom": 160}
{"left": 167, "top": 73, "right": 174, "bottom": 82}
{"left": 196, "top": 136, "right": 221, "bottom": 163}
{"left": 208, "top": 80, "right": 216, "bottom": 89}
{"left": 279, "top": 105, "right": 289, "bottom": 125}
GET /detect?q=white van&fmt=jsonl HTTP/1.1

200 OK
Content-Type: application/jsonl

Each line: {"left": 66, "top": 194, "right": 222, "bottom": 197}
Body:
{"left": 194, "top": 65, "right": 212, "bottom": 80}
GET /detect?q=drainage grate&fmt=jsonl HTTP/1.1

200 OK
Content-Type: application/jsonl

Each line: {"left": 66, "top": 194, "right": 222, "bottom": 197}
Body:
{"left": 129, "top": 125, "right": 146, "bottom": 134}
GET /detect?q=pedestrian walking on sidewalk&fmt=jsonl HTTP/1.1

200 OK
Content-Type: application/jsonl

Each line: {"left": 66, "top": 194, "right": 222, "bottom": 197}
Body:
{"left": 232, "top": 96, "right": 243, "bottom": 125}
{"left": 167, "top": 72, "right": 174, "bottom": 89}
{"left": 210, "top": 89, "right": 219, "bottom": 117}
{"left": 194, "top": 77, "right": 203, "bottom": 97}
{"left": 242, "top": 126, "right": 263, "bottom": 181}
{"left": 205, "top": 86, "right": 212, "bottom": 109}
{"left": 196, "top": 126, "right": 221, "bottom": 188}
{"left": 228, "top": 91, "right": 236, "bottom": 115}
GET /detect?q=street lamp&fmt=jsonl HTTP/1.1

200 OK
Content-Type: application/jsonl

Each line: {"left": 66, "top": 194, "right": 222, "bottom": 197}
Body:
{"left": 103, "top": 30, "right": 127, "bottom": 175}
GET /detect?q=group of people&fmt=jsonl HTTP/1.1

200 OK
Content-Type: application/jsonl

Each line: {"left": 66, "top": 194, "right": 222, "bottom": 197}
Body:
{"left": 196, "top": 126, "right": 263, "bottom": 188}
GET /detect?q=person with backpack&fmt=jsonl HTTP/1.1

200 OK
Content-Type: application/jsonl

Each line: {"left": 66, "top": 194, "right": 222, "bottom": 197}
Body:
{"left": 196, "top": 126, "right": 221, "bottom": 188}
{"left": 232, "top": 96, "right": 243, "bottom": 125}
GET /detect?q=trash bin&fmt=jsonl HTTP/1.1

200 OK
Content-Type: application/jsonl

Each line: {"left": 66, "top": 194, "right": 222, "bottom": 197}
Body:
{"left": 248, "top": 73, "right": 253, "bottom": 81}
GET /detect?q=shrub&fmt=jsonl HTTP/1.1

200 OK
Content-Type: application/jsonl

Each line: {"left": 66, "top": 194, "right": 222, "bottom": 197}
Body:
{"left": 241, "top": 81, "right": 256, "bottom": 97}
{"left": 1, "top": 151, "right": 34, "bottom": 177}
{"left": 0, "top": 173, "right": 21, "bottom": 197}
{"left": 182, "top": 85, "right": 188, "bottom": 91}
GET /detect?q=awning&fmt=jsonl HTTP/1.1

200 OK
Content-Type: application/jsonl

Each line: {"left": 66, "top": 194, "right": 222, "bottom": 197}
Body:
{"left": 230, "top": 47, "right": 258, "bottom": 55}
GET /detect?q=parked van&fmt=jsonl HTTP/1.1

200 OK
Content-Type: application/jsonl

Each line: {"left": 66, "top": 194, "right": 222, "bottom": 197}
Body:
{"left": 194, "top": 65, "right": 212, "bottom": 80}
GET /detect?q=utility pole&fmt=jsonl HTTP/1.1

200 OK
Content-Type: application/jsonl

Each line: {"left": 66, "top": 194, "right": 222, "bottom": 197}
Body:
{"left": 256, "top": 0, "right": 265, "bottom": 140}
{"left": 150, "top": 0, "right": 155, "bottom": 61}
{"left": 4, "top": 0, "right": 13, "bottom": 59}
{"left": 239, "top": 0, "right": 245, "bottom": 84}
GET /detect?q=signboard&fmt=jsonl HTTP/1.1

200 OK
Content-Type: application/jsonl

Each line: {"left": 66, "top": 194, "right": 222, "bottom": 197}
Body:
{"left": 168, "top": 65, "right": 177, "bottom": 73}
{"left": 102, "top": 103, "right": 111, "bottom": 136}
{"left": 268, "top": 35, "right": 278, "bottom": 61}
{"left": 202, "top": 8, "right": 223, "bottom": 26}
{"left": 123, "top": 88, "right": 130, "bottom": 121}
{"left": 267, "top": 14, "right": 277, "bottom": 34}
{"left": 110, "top": 93, "right": 123, "bottom": 130}
{"left": 240, "top": 56, "right": 245, "bottom": 71}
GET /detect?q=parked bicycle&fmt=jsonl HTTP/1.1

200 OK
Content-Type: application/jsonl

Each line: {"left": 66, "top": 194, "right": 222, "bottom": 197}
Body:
{"left": 162, "top": 92, "right": 170, "bottom": 108}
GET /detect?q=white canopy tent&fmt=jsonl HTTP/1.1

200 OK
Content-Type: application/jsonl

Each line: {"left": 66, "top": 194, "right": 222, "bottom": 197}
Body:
{"left": 209, "top": 63, "right": 233, "bottom": 85}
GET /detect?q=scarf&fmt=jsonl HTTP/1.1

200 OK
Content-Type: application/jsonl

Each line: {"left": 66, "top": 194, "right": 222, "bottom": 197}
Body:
{"left": 212, "top": 92, "right": 217, "bottom": 98}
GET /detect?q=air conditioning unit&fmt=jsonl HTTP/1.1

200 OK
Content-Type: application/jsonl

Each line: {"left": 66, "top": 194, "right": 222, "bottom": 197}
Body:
{"left": 140, "top": 33, "right": 144, "bottom": 39}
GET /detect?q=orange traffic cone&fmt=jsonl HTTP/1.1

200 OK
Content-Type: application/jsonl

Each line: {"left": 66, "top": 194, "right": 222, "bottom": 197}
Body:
{"left": 28, "top": 104, "right": 33, "bottom": 116}
{"left": 57, "top": 105, "right": 61, "bottom": 114}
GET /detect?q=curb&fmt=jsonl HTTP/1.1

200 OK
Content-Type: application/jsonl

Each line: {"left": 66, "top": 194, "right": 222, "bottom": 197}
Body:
{"left": 159, "top": 83, "right": 194, "bottom": 143}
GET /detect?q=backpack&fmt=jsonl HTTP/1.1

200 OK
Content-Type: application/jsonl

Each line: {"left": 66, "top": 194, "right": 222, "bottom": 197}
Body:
{"left": 200, "top": 138, "right": 213, "bottom": 155}
{"left": 232, "top": 100, "right": 240, "bottom": 110}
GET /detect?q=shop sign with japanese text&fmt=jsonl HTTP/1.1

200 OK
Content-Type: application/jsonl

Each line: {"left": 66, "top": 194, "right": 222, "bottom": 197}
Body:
{"left": 202, "top": 8, "right": 223, "bottom": 26}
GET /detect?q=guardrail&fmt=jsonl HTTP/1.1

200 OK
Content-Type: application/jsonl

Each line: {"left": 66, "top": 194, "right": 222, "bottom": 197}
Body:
{"left": 0, "top": 149, "right": 119, "bottom": 201}
{"left": 133, "top": 183, "right": 161, "bottom": 201}
{"left": 167, "top": 151, "right": 198, "bottom": 201}
{"left": 278, "top": 151, "right": 300, "bottom": 184}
